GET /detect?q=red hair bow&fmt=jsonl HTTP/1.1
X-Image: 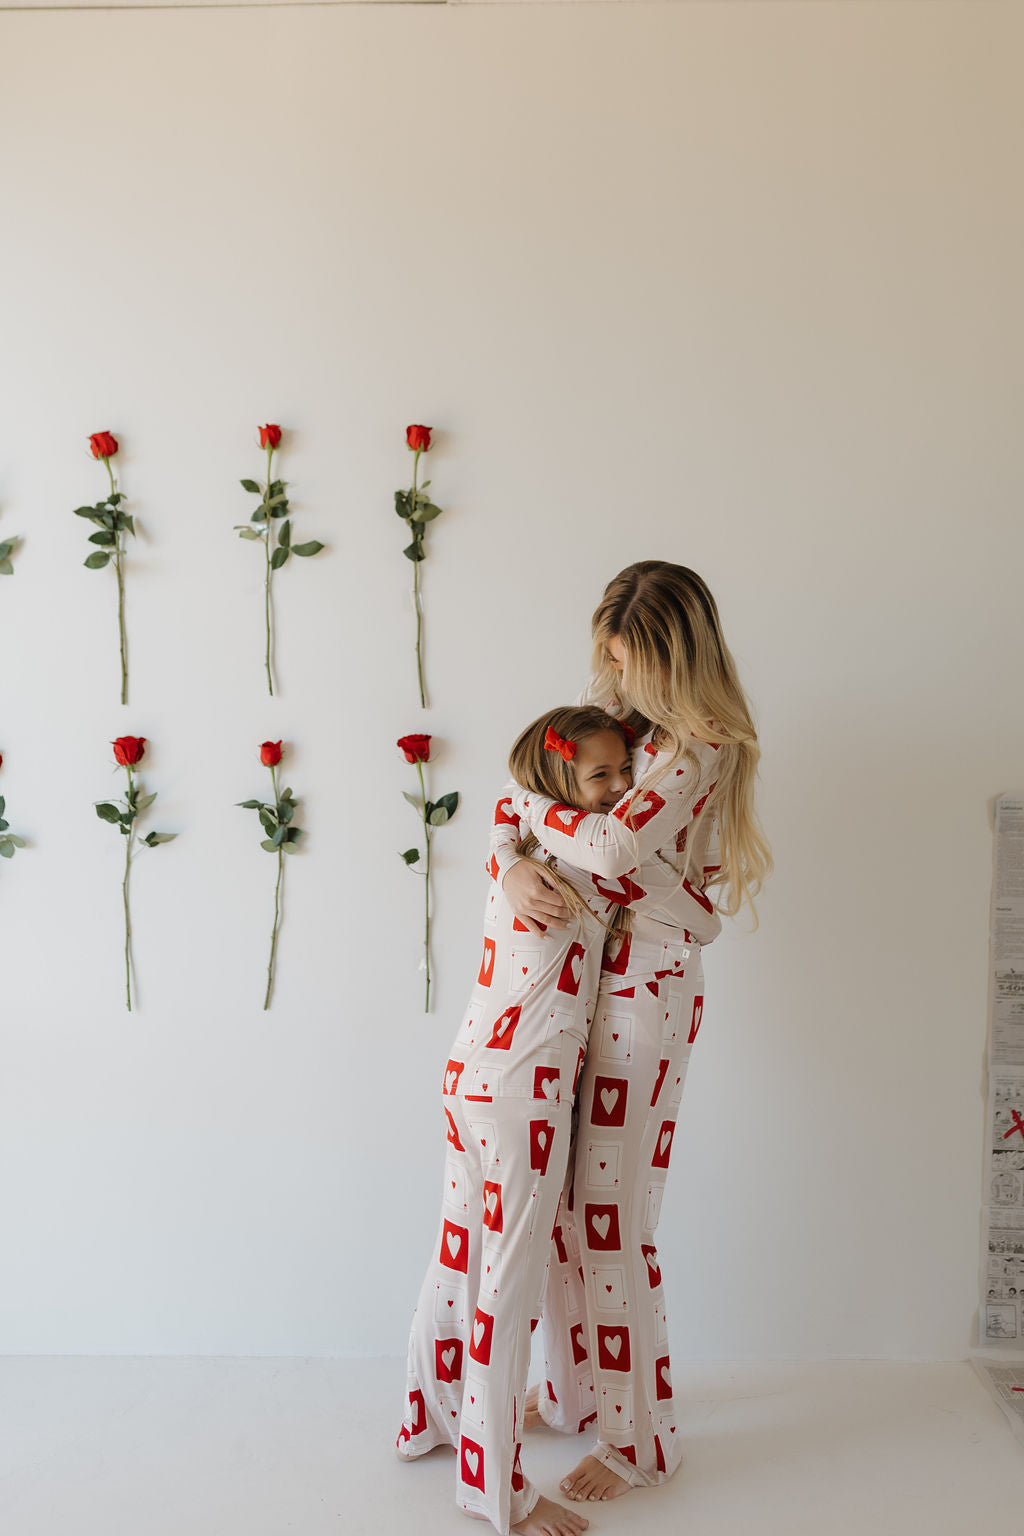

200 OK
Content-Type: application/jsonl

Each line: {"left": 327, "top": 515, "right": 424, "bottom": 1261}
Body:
{"left": 619, "top": 721, "right": 636, "bottom": 747}
{"left": 544, "top": 726, "right": 577, "bottom": 763}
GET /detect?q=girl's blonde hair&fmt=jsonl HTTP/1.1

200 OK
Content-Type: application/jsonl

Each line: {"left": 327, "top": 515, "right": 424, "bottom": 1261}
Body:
{"left": 507, "top": 705, "right": 633, "bottom": 937}
{"left": 589, "top": 561, "right": 772, "bottom": 921}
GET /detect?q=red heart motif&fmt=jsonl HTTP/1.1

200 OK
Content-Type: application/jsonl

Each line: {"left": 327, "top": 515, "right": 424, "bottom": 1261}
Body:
{"left": 612, "top": 1032, "right": 619, "bottom": 1041}
{"left": 599, "top": 1161, "right": 607, "bottom": 1169}
{"left": 615, "top": 1405, "right": 622, "bottom": 1414}
{"left": 605, "top": 1284, "right": 612, "bottom": 1293}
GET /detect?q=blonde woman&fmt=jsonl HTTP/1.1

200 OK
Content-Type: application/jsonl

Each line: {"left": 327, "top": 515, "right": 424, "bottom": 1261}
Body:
{"left": 491, "top": 561, "right": 771, "bottom": 1507}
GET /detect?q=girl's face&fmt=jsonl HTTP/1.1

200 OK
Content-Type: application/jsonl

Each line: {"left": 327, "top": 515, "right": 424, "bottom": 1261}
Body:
{"left": 573, "top": 728, "right": 633, "bottom": 813}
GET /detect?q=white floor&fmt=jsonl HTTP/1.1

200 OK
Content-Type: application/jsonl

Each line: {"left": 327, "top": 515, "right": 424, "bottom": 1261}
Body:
{"left": 2, "top": 1357, "right": 1023, "bottom": 1535}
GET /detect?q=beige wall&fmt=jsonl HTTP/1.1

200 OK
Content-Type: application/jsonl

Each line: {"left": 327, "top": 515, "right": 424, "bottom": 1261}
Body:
{"left": 1, "top": 0, "right": 1020, "bottom": 1358}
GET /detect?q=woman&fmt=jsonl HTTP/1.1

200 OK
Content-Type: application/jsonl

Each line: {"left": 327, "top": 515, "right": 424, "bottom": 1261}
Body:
{"left": 490, "top": 560, "right": 771, "bottom": 1506}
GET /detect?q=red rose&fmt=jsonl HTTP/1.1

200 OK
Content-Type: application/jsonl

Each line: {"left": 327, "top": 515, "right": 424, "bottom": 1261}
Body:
{"left": 112, "top": 735, "right": 146, "bottom": 767}
{"left": 0, "top": 752, "right": 3, "bottom": 770}
{"left": 260, "top": 740, "right": 283, "bottom": 767}
{"left": 406, "top": 425, "right": 432, "bottom": 452}
{"left": 89, "top": 431, "right": 119, "bottom": 460}
{"left": 398, "top": 734, "right": 431, "bottom": 764}
{"left": 258, "top": 424, "right": 282, "bottom": 450}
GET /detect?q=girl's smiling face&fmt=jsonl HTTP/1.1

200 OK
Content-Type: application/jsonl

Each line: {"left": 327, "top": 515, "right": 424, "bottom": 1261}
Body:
{"left": 573, "top": 728, "right": 633, "bottom": 813}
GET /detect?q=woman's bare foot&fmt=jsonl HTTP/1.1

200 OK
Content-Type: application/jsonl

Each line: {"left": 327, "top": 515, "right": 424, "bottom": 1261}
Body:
{"left": 560, "top": 1453, "right": 631, "bottom": 1502}
{"left": 511, "top": 1494, "right": 590, "bottom": 1534}
{"left": 523, "top": 1383, "right": 546, "bottom": 1431}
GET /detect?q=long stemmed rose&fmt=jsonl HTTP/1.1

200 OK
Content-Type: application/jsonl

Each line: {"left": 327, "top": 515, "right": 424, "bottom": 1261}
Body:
{"left": 237, "top": 740, "right": 304, "bottom": 1009}
{"left": 74, "top": 432, "right": 135, "bottom": 704}
{"left": 0, "top": 752, "right": 27, "bottom": 861}
{"left": 395, "top": 426, "right": 446, "bottom": 708}
{"left": 95, "top": 736, "right": 177, "bottom": 1011}
{"left": 398, "top": 734, "right": 458, "bottom": 1013}
{"left": 235, "top": 425, "right": 325, "bottom": 696}
{"left": 0, "top": 526, "right": 19, "bottom": 578}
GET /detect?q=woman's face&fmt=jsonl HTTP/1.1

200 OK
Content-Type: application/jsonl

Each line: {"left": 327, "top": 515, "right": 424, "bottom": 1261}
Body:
{"left": 573, "top": 729, "right": 633, "bottom": 813}
{"left": 606, "top": 635, "right": 626, "bottom": 673}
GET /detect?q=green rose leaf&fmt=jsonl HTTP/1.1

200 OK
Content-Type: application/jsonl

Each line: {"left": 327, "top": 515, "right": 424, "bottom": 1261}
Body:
{"left": 0, "top": 541, "right": 12, "bottom": 560}
{"left": 270, "top": 546, "right": 290, "bottom": 570}
{"left": 144, "top": 831, "right": 177, "bottom": 847}
{"left": 73, "top": 506, "right": 102, "bottom": 519}
{"left": 241, "top": 478, "right": 261, "bottom": 493}
{"left": 260, "top": 838, "right": 278, "bottom": 852}
{"left": 395, "top": 490, "right": 412, "bottom": 519}
{"left": 278, "top": 519, "right": 291, "bottom": 550}
{"left": 251, "top": 508, "right": 269, "bottom": 524}
{"left": 0, "top": 841, "right": 13, "bottom": 859}
{"left": 435, "top": 791, "right": 460, "bottom": 819}
{"left": 266, "top": 493, "right": 288, "bottom": 508}
{"left": 402, "top": 542, "right": 424, "bottom": 563}
{"left": 402, "top": 791, "right": 423, "bottom": 812}
{"left": 292, "top": 541, "right": 324, "bottom": 557}
{"left": 7, "top": 834, "right": 25, "bottom": 848}
{"left": 0, "top": 818, "right": 7, "bottom": 832}
{"left": 270, "top": 824, "right": 287, "bottom": 847}
{"left": 107, "top": 492, "right": 124, "bottom": 505}
{"left": 0, "top": 559, "right": 13, "bottom": 576}
{"left": 428, "top": 806, "right": 450, "bottom": 826}
{"left": 237, "top": 799, "right": 264, "bottom": 809}
{"left": 117, "top": 513, "right": 136, "bottom": 535}
{"left": 84, "top": 551, "right": 111, "bottom": 569}
{"left": 285, "top": 826, "right": 304, "bottom": 842}
{"left": 400, "top": 847, "right": 420, "bottom": 865}
{"left": 0, "top": 796, "right": 5, "bottom": 816}
{"left": 416, "top": 502, "right": 445, "bottom": 522}
{"left": 237, "top": 527, "right": 263, "bottom": 541}
{"left": 88, "top": 530, "right": 116, "bottom": 546}
{"left": 282, "top": 840, "right": 300, "bottom": 854}
{"left": 136, "top": 792, "right": 157, "bottom": 811}
{"left": 95, "top": 803, "right": 121, "bottom": 823}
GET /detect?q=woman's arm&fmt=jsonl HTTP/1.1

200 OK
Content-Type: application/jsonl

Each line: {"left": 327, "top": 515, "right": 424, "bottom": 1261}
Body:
{"left": 506, "top": 744, "right": 720, "bottom": 878}
{"left": 487, "top": 787, "right": 573, "bottom": 934}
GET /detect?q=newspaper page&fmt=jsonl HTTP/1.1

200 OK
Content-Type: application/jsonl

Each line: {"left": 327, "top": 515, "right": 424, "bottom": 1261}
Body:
{"left": 974, "top": 795, "right": 1024, "bottom": 1437}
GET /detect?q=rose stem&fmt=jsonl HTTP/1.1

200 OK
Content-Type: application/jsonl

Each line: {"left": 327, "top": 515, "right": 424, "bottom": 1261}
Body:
{"left": 123, "top": 763, "right": 135, "bottom": 1011}
{"left": 264, "top": 442, "right": 275, "bottom": 697}
{"left": 264, "top": 761, "right": 282, "bottom": 1009}
{"left": 106, "top": 457, "right": 127, "bottom": 706}
{"left": 411, "top": 448, "right": 426, "bottom": 709}
{"left": 416, "top": 755, "right": 430, "bottom": 1012}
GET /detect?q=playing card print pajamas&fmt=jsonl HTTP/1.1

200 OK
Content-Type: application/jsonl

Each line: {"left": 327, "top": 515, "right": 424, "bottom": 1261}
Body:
{"left": 488, "top": 731, "right": 723, "bottom": 1492}
{"left": 397, "top": 786, "right": 710, "bottom": 1534}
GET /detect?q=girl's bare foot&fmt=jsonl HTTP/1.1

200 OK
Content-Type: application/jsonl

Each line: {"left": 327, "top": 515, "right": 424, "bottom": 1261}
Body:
{"left": 523, "top": 1383, "right": 546, "bottom": 1431}
{"left": 511, "top": 1494, "right": 590, "bottom": 1534}
{"left": 560, "top": 1454, "right": 631, "bottom": 1502}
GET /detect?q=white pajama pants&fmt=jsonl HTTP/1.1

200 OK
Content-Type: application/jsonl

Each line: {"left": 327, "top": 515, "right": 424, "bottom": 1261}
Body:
{"left": 397, "top": 887, "right": 604, "bottom": 1534}
{"left": 534, "top": 929, "right": 705, "bottom": 1487}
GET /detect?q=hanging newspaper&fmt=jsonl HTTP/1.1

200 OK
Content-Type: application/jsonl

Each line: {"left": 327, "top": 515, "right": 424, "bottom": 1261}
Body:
{"left": 974, "top": 794, "right": 1024, "bottom": 1440}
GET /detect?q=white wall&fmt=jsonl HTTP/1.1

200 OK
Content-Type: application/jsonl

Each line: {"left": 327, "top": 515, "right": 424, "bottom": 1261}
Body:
{"left": 0, "top": 0, "right": 1020, "bottom": 1360}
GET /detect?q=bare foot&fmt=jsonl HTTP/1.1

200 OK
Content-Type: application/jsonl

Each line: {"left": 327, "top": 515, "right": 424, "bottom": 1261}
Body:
{"left": 523, "top": 1383, "right": 546, "bottom": 1431}
{"left": 511, "top": 1494, "right": 590, "bottom": 1534}
{"left": 560, "top": 1453, "right": 631, "bottom": 1502}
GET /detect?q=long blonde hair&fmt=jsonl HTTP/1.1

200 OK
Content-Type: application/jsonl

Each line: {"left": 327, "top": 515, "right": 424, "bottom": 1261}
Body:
{"left": 589, "top": 561, "right": 772, "bottom": 921}
{"left": 507, "top": 705, "right": 633, "bottom": 937}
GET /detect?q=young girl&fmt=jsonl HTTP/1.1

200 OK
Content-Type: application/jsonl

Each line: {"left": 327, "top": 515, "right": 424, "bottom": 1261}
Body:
{"left": 396, "top": 704, "right": 712, "bottom": 1536}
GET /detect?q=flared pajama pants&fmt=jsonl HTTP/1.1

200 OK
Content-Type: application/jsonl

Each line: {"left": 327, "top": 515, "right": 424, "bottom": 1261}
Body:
{"left": 535, "top": 934, "right": 705, "bottom": 1487}
{"left": 398, "top": 1092, "right": 575, "bottom": 1533}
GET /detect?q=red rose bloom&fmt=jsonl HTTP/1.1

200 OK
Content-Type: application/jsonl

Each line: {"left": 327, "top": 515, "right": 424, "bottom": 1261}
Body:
{"left": 405, "top": 425, "right": 432, "bottom": 452}
{"left": 398, "top": 733, "right": 431, "bottom": 764}
{"left": 112, "top": 735, "right": 146, "bottom": 767}
{"left": 258, "top": 424, "right": 282, "bottom": 450}
{"left": 260, "top": 740, "right": 283, "bottom": 767}
{"left": 89, "top": 431, "right": 119, "bottom": 460}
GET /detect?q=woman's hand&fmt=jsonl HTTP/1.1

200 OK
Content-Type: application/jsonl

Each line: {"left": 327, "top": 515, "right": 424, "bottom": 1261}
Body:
{"left": 501, "top": 859, "right": 572, "bottom": 935}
